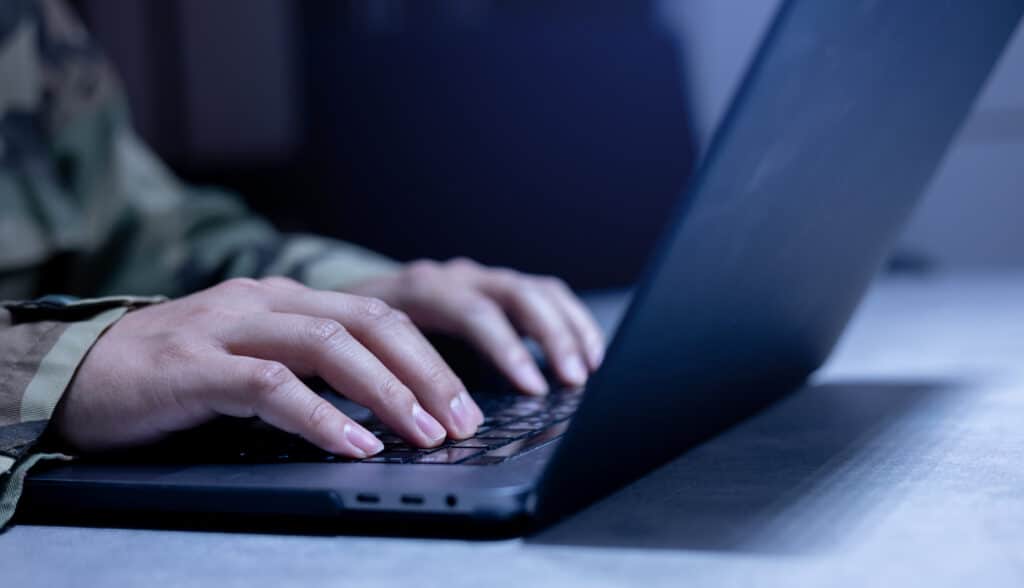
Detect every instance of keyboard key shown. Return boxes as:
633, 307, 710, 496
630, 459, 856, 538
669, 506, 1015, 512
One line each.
477, 428, 528, 440
478, 421, 570, 459
370, 450, 421, 462
479, 438, 513, 450
501, 421, 542, 431
451, 439, 491, 448
380, 444, 420, 453
413, 447, 484, 464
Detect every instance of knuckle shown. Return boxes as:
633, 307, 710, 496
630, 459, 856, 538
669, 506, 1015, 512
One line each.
222, 277, 261, 291
448, 256, 479, 272
217, 277, 267, 301
357, 296, 393, 321
511, 287, 543, 313
403, 260, 439, 288
261, 276, 302, 289
306, 400, 335, 432
423, 360, 458, 389
250, 361, 292, 395
463, 296, 499, 319
491, 268, 522, 288
319, 324, 357, 357
307, 318, 347, 345
376, 377, 412, 409
407, 259, 439, 275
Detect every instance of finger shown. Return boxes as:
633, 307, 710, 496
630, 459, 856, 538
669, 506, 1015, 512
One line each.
481, 273, 589, 387
432, 292, 550, 396
201, 354, 384, 458
330, 301, 483, 438
216, 311, 452, 446
538, 277, 606, 370
258, 290, 482, 437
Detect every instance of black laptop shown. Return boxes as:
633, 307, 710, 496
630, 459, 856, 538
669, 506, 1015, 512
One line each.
20, 0, 1023, 532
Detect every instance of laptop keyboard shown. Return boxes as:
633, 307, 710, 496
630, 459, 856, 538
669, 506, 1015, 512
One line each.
217, 389, 582, 466
362, 389, 580, 465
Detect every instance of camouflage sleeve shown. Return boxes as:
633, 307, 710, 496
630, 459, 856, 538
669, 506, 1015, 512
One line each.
91, 129, 400, 299
0, 294, 163, 529
0, 0, 400, 303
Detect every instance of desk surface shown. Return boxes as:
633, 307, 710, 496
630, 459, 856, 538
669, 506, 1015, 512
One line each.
3, 271, 1024, 587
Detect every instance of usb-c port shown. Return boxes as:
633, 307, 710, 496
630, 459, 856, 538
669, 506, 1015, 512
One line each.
400, 494, 425, 506
355, 493, 380, 504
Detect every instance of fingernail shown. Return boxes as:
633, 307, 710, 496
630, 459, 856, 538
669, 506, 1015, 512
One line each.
561, 355, 588, 386
466, 391, 484, 424
517, 364, 549, 395
344, 423, 383, 457
449, 392, 477, 434
412, 403, 446, 442
588, 344, 605, 369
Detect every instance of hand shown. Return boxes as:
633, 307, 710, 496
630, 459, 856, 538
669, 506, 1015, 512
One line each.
344, 258, 605, 395
55, 277, 483, 457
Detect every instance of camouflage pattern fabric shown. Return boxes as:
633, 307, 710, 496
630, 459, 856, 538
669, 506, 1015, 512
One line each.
0, 0, 398, 528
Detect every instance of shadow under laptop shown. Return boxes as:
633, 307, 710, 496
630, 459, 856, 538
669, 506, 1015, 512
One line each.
527, 378, 959, 554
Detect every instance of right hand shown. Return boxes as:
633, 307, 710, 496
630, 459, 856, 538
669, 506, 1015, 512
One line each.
53, 277, 484, 458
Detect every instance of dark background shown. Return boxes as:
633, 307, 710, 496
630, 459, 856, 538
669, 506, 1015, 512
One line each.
70, 0, 696, 289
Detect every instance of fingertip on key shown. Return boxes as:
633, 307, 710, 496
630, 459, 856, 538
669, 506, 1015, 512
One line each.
516, 364, 549, 396
448, 392, 478, 436
561, 355, 588, 387
412, 403, 447, 444
344, 423, 383, 457
587, 344, 605, 371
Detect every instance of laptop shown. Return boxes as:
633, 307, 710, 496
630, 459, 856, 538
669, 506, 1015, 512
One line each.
19, 0, 1023, 532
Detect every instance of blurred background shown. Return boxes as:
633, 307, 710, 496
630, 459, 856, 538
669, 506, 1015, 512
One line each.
69, 0, 1024, 289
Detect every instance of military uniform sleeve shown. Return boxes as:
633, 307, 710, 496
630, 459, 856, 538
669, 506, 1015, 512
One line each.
90, 129, 401, 299
0, 0, 400, 303
0, 295, 163, 529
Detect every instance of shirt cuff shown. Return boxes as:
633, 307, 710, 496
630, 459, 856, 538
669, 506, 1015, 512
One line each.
261, 235, 401, 292
0, 453, 71, 529
0, 295, 164, 530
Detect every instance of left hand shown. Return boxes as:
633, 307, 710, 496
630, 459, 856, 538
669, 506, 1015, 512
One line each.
345, 258, 605, 395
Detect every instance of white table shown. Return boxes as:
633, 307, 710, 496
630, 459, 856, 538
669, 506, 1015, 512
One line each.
3, 271, 1024, 587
